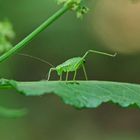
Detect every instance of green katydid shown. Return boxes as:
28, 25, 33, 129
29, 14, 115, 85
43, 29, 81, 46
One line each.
19, 50, 117, 81
47, 50, 117, 81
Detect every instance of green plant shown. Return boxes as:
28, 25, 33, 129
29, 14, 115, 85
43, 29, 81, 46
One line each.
0, 20, 15, 54
0, 0, 88, 63
0, 0, 140, 118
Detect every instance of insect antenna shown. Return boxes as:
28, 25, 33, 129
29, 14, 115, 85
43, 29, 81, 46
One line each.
17, 53, 55, 67
82, 50, 117, 59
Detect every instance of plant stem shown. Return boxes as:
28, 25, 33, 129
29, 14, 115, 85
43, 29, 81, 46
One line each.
0, 5, 69, 63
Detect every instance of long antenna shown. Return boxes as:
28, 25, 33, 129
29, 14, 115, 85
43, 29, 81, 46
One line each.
82, 50, 117, 59
17, 53, 55, 67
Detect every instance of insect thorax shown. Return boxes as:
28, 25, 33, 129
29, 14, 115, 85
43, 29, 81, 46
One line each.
56, 57, 84, 75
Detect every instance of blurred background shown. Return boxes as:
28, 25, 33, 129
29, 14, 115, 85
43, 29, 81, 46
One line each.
1, 0, 140, 140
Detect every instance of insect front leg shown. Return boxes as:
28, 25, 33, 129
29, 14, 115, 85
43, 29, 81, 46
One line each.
47, 68, 55, 81
82, 64, 88, 80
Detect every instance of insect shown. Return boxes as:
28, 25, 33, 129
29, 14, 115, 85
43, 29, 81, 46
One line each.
47, 50, 116, 81
19, 50, 117, 81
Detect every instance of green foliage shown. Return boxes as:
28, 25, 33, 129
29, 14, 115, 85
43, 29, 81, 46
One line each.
0, 0, 88, 63
57, 0, 82, 6
76, 6, 89, 18
0, 20, 15, 54
1, 79, 140, 109
57, 0, 89, 18
0, 78, 26, 118
0, 0, 140, 119
0, 106, 27, 118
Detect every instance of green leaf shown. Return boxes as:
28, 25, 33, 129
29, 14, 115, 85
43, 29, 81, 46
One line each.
0, 106, 27, 118
1, 79, 140, 109
0, 80, 27, 118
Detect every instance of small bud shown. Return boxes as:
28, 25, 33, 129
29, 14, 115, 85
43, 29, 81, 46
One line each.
76, 6, 89, 18
0, 20, 15, 39
57, 0, 89, 18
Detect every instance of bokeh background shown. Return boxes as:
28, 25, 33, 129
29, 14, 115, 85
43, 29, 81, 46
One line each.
1, 0, 140, 140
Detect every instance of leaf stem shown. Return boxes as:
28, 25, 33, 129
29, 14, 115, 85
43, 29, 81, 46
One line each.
0, 5, 70, 63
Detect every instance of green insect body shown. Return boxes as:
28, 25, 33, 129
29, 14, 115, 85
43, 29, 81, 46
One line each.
56, 57, 84, 75
47, 50, 117, 81
19, 50, 116, 81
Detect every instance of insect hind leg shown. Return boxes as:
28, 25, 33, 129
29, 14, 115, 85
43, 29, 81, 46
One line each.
82, 64, 88, 80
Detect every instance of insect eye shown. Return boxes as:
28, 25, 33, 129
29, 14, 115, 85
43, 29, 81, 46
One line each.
83, 60, 86, 63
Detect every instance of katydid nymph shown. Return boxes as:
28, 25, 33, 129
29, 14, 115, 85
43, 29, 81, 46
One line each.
19, 50, 117, 81
47, 50, 117, 81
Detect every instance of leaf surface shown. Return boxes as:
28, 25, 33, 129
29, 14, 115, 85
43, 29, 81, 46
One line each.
1, 79, 140, 108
